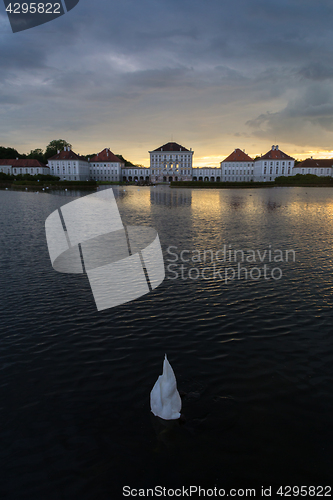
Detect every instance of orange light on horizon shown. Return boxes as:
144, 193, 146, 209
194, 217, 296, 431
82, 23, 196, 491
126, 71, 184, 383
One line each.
297, 150, 333, 160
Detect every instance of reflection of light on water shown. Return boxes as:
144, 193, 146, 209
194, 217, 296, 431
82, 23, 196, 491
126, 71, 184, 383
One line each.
281, 191, 333, 225
191, 189, 262, 221
117, 188, 333, 256
191, 190, 222, 217
116, 186, 152, 213
2, 188, 333, 495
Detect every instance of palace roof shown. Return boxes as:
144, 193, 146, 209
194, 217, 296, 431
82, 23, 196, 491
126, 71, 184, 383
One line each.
151, 142, 190, 152
90, 149, 123, 163
260, 146, 294, 161
48, 148, 86, 161
0, 159, 47, 167
222, 148, 254, 162
294, 158, 333, 168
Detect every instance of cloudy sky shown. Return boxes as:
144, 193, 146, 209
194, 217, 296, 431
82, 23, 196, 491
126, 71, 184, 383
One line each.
1, 0, 333, 166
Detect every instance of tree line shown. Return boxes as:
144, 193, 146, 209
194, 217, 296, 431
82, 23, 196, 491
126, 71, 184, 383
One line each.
0, 139, 137, 167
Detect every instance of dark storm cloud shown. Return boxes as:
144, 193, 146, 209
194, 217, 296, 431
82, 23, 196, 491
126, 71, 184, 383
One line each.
247, 82, 333, 148
1, 0, 333, 153
299, 62, 333, 82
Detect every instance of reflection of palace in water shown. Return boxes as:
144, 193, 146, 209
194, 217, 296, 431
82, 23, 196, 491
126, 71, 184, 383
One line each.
150, 188, 192, 207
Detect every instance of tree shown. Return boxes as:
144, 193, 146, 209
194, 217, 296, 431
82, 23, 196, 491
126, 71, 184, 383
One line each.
0, 146, 22, 159
28, 148, 45, 163
116, 154, 136, 167
81, 153, 97, 161
45, 139, 72, 160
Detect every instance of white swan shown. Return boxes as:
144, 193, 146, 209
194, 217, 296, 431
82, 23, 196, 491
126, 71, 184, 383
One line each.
150, 354, 181, 420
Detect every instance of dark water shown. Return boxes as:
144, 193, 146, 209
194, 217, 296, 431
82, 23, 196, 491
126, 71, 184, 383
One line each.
0, 186, 333, 499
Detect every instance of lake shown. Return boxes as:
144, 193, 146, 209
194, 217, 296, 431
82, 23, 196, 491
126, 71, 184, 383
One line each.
0, 186, 332, 499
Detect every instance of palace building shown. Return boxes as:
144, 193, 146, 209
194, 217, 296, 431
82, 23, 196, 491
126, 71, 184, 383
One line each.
43, 142, 333, 184
220, 149, 254, 182
48, 146, 89, 181
192, 167, 221, 182
90, 148, 124, 182
0, 159, 49, 176
293, 158, 333, 177
121, 167, 150, 183
254, 145, 294, 182
149, 142, 194, 183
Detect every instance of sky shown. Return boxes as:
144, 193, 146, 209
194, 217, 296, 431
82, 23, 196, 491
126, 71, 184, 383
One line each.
1, 0, 333, 167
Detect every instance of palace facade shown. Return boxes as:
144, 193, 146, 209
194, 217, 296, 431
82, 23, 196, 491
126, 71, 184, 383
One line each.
0, 159, 49, 176
5, 142, 330, 183
220, 149, 254, 182
293, 158, 333, 177
48, 146, 89, 181
148, 142, 193, 183
253, 145, 294, 182
89, 149, 124, 182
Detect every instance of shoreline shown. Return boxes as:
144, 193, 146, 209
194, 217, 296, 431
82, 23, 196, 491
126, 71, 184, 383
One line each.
170, 182, 333, 189
2, 182, 333, 191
